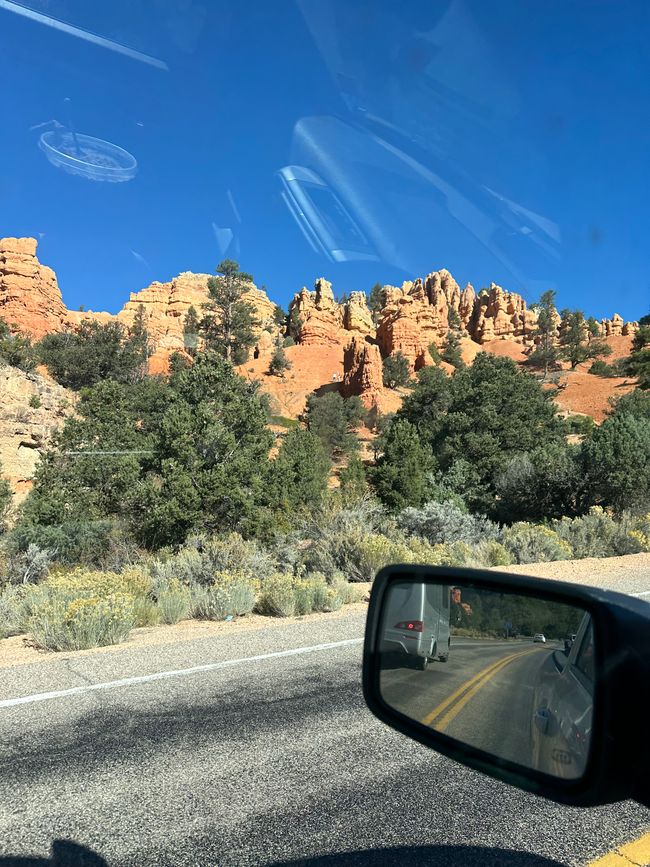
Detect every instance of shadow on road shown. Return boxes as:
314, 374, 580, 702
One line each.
0, 840, 107, 866
270, 846, 568, 866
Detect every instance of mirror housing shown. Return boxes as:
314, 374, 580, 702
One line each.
363, 565, 650, 807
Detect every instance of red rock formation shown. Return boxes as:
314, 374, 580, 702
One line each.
343, 291, 374, 337
0, 236, 641, 382
288, 278, 347, 346
341, 336, 384, 408
116, 271, 278, 372
469, 283, 537, 345
0, 238, 70, 339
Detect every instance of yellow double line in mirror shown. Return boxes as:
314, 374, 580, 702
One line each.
421, 648, 542, 732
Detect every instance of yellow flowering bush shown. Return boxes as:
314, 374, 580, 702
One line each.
629, 514, 650, 551
256, 573, 296, 617
46, 566, 151, 601
28, 592, 135, 651
502, 523, 573, 564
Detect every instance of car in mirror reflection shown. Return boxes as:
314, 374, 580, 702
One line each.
531, 613, 594, 779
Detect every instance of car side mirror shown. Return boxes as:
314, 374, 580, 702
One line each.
362, 565, 650, 808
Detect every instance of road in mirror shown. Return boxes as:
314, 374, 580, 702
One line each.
378, 581, 594, 780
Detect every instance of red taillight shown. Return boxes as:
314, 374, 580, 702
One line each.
394, 620, 423, 632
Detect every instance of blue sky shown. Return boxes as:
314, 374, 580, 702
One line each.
1, 0, 648, 321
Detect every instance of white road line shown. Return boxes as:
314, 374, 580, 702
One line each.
0, 638, 363, 710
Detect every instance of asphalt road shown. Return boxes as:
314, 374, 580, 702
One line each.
381, 639, 556, 770
0, 607, 649, 867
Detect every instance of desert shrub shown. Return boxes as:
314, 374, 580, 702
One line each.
501, 523, 573, 564
183, 533, 277, 584
309, 580, 331, 613
190, 585, 233, 620
293, 579, 315, 615
0, 585, 25, 638
157, 579, 191, 624
397, 501, 499, 546
2, 543, 52, 586
322, 585, 343, 612
337, 581, 365, 604
132, 597, 161, 627
302, 500, 394, 581
303, 572, 343, 612
565, 414, 596, 435
28, 592, 135, 651
47, 567, 150, 600
256, 573, 296, 617
629, 514, 650, 551
553, 507, 643, 558
476, 540, 514, 567
7, 520, 117, 567
172, 570, 256, 621
588, 360, 618, 378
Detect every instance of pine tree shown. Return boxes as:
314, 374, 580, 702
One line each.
200, 259, 258, 363
559, 310, 611, 370
369, 283, 385, 324
528, 290, 560, 380
183, 306, 200, 357
370, 419, 435, 511
441, 329, 464, 368
268, 342, 291, 376
382, 352, 411, 388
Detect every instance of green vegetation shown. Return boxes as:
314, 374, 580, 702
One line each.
268, 342, 291, 376
453, 589, 582, 640
183, 305, 200, 356
37, 316, 149, 390
625, 325, 650, 388
368, 283, 386, 324
2, 299, 649, 653
396, 353, 564, 514
528, 290, 559, 379
441, 329, 464, 369
588, 359, 618, 378
382, 352, 410, 388
0, 317, 36, 371
370, 419, 434, 511
199, 259, 258, 364
306, 392, 365, 457
0, 464, 11, 534
558, 310, 611, 369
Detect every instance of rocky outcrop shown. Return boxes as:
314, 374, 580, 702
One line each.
115, 271, 278, 373
341, 336, 383, 408
0, 238, 70, 339
0, 239, 280, 373
289, 278, 346, 346
470, 283, 538, 345
343, 292, 373, 337
0, 364, 74, 507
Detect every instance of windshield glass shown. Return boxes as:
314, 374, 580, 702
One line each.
1, 2, 649, 865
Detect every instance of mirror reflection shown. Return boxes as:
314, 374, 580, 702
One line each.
379, 581, 593, 780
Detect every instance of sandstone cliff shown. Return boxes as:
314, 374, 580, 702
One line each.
0, 236, 641, 422
0, 364, 74, 508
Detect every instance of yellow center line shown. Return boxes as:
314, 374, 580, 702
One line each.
435, 649, 541, 733
420, 651, 523, 727
420, 648, 542, 730
585, 830, 650, 866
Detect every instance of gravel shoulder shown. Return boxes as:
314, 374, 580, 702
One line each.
494, 552, 650, 596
